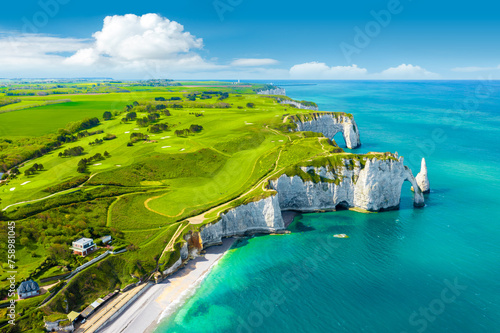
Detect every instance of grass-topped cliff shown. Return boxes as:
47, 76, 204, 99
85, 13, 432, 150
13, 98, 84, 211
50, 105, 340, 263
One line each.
0, 80, 394, 331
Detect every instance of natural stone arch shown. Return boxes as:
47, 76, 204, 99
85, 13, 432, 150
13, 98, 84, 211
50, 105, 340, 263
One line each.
293, 113, 361, 149
403, 166, 425, 207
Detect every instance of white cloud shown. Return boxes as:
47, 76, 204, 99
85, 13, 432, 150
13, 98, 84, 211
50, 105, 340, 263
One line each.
0, 14, 217, 78
451, 65, 500, 72
230, 58, 279, 67
290, 62, 368, 79
378, 64, 439, 79
65, 13, 208, 70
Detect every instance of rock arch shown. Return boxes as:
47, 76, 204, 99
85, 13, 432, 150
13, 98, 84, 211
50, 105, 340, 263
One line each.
293, 113, 361, 149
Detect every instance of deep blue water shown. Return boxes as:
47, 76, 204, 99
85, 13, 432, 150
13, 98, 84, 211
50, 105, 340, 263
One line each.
156, 81, 500, 333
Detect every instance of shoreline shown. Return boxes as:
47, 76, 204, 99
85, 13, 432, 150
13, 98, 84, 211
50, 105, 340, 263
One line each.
96, 238, 235, 333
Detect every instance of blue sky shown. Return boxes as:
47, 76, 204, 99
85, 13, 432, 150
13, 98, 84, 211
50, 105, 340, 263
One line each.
0, 0, 499, 79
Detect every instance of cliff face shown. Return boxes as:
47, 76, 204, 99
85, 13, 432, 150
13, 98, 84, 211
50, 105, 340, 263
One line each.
279, 100, 319, 111
293, 113, 361, 149
257, 88, 286, 96
270, 157, 424, 212
200, 195, 284, 247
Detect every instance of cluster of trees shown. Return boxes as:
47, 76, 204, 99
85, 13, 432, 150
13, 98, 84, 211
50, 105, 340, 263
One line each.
148, 123, 170, 133
129, 132, 149, 144
136, 112, 160, 127
218, 92, 229, 100
103, 111, 113, 120
122, 111, 137, 122
189, 112, 204, 117
1, 116, 103, 172
77, 151, 109, 173
24, 163, 44, 177
58, 146, 84, 157
246, 102, 255, 108
43, 175, 90, 194
174, 124, 204, 137
0, 98, 21, 107
89, 138, 104, 146
65, 117, 100, 133
76, 129, 104, 139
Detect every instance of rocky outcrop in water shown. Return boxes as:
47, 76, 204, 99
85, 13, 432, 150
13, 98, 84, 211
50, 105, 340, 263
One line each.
292, 113, 361, 149
415, 158, 430, 193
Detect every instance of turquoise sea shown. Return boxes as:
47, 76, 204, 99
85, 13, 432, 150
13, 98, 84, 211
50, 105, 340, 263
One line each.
156, 81, 500, 333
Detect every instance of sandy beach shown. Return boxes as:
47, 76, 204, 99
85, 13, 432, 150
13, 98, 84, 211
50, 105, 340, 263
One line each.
97, 238, 235, 333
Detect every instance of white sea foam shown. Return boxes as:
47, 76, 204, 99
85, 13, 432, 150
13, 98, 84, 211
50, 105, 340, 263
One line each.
157, 256, 223, 323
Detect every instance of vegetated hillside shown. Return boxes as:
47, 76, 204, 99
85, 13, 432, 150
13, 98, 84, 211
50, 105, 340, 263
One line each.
0, 81, 348, 328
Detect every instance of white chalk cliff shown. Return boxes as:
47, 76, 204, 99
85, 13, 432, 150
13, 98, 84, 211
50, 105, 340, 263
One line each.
270, 157, 424, 212
199, 156, 424, 247
415, 158, 430, 193
292, 113, 361, 149
200, 196, 284, 247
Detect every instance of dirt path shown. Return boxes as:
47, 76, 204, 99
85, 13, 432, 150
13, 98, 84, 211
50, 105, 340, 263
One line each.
158, 223, 189, 262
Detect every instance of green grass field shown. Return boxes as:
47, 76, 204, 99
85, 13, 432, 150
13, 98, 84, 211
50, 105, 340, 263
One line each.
0, 80, 378, 325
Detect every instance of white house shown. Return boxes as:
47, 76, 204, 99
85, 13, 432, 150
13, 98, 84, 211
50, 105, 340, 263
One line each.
17, 280, 40, 299
71, 237, 96, 257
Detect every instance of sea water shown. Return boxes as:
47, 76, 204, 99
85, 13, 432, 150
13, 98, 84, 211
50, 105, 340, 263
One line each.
156, 81, 500, 333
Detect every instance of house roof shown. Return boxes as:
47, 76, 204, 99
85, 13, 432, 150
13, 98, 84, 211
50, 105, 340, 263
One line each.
67, 311, 80, 322
17, 279, 39, 294
73, 237, 94, 245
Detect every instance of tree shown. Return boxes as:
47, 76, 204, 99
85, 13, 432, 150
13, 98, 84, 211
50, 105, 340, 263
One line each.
189, 124, 203, 133
246, 102, 255, 108
37, 164, 44, 171
104, 151, 110, 158
20, 237, 29, 246
103, 111, 113, 120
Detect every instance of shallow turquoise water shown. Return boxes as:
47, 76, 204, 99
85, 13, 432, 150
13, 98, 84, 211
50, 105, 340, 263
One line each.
156, 81, 500, 333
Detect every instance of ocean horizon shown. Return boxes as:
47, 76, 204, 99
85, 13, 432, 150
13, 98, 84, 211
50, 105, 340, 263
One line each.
155, 80, 500, 333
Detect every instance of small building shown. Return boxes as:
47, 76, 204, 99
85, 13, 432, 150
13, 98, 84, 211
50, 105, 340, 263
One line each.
17, 279, 40, 299
67, 311, 80, 324
101, 235, 112, 244
71, 237, 96, 257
